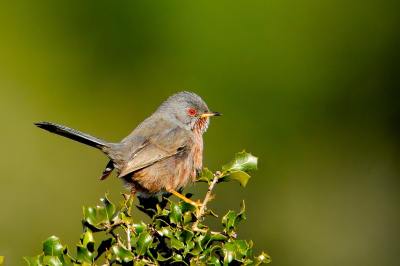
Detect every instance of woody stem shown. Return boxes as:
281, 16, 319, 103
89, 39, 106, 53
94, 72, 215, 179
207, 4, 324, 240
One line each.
192, 171, 220, 229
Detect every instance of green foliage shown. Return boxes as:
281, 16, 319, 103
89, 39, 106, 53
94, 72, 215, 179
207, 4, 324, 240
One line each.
25, 151, 270, 265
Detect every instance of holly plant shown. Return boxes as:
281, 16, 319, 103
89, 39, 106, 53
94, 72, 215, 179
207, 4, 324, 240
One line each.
23, 151, 271, 266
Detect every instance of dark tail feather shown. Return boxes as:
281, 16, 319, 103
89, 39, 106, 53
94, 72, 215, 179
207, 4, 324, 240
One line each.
100, 160, 115, 180
34, 121, 110, 149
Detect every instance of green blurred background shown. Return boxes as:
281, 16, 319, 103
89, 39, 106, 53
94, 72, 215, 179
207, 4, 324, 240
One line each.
1, 1, 399, 265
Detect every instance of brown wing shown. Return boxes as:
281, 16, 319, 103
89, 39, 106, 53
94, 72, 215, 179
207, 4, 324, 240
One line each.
117, 126, 189, 178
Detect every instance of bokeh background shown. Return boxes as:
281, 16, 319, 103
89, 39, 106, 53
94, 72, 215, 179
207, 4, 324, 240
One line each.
1, 1, 399, 265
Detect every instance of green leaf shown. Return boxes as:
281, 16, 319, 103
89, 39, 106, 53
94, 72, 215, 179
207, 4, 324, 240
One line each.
80, 231, 95, 252
183, 211, 196, 225
252, 252, 271, 265
132, 221, 147, 235
122, 193, 132, 210
24, 256, 42, 266
204, 209, 219, 218
218, 170, 250, 187
76, 245, 93, 264
160, 227, 174, 238
82, 206, 104, 232
180, 200, 197, 214
112, 246, 134, 263
196, 223, 207, 229
160, 227, 185, 250
82, 206, 100, 226
136, 231, 153, 256
209, 233, 228, 243
207, 257, 222, 266
190, 240, 203, 255
259, 251, 271, 263
176, 229, 194, 242
156, 253, 172, 262
42, 236, 66, 265
185, 240, 195, 251
196, 168, 214, 184
153, 219, 169, 229
196, 176, 210, 184
234, 240, 250, 257
199, 247, 213, 263
199, 229, 212, 247
169, 202, 182, 225
171, 236, 185, 250
43, 256, 62, 266
98, 192, 115, 222
221, 151, 258, 173
233, 200, 246, 228
222, 201, 246, 234
222, 242, 238, 264
134, 262, 147, 266
202, 168, 214, 181
130, 236, 139, 249
171, 254, 186, 264
146, 250, 157, 265
43, 236, 63, 257
222, 211, 236, 232
119, 212, 133, 225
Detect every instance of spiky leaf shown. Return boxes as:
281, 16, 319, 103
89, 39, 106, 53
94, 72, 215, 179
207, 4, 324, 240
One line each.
136, 232, 152, 256
77, 245, 93, 264
222, 151, 258, 173
218, 170, 251, 187
169, 202, 182, 225
112, 246, 134, 263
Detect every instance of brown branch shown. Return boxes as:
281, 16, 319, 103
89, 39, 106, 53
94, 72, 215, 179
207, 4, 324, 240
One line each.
126, 226, 132, 251
109, 230, 127, 249
192, 171, 221, 230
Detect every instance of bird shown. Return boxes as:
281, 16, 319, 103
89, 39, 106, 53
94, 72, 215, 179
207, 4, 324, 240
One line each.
34, 91, 221, 213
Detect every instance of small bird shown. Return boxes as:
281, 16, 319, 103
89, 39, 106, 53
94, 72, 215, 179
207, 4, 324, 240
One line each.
35, 92, 221, 212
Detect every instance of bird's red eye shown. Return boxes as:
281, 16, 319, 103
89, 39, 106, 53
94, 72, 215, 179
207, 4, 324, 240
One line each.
188, 108, 197, 116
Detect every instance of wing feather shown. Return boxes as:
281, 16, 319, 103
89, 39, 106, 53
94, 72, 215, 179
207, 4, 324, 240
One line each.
117, 125, 189, 178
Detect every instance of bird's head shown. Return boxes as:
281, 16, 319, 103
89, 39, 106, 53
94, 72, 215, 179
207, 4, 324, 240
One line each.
158, 91, 222, 133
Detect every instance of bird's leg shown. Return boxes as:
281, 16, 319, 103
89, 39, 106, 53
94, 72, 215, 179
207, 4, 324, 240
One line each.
169, 189, 202, 216
127, 190, 135, 251
127, 190, 135, 214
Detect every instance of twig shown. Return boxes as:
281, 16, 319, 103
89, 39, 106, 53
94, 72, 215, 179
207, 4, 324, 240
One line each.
192, 227, 230, 236
110, 230, 127, 249
127, 225, 131, 250
104, 218, 130, 250
192, 171, 221, 230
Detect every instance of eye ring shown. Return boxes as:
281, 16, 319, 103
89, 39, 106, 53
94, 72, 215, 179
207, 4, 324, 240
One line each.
188, 108, 197, 116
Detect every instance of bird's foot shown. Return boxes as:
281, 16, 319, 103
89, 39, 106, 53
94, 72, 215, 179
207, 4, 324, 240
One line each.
193, 200, 204, 217
193, 199, 203, 207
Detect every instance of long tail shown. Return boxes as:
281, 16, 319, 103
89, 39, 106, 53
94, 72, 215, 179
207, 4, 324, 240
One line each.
34, 121, 111, 149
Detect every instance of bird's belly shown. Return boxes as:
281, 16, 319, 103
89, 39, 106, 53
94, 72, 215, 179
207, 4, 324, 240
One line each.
121, 147, 202, 196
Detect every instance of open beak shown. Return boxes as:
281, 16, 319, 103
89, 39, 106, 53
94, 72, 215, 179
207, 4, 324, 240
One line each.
197, 111, 223, 118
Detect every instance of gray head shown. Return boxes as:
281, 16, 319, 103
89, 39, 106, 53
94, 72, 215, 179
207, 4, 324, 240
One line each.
157, 92, 222, 133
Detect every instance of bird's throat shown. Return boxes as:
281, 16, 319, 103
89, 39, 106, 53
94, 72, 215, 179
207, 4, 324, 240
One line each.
193, 117, 210, 135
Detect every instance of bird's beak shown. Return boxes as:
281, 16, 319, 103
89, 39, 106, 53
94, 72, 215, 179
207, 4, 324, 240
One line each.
197, 111, 223, 118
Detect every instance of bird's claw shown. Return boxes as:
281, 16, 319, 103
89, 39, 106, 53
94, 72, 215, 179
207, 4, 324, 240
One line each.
192, 200, 204, 217
194, 199, 203, 207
